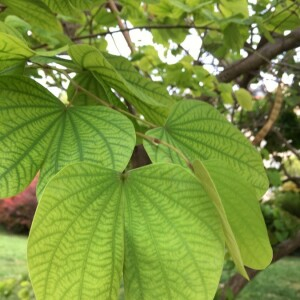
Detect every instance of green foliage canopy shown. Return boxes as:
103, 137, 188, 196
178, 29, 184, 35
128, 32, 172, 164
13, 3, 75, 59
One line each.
2, 0, 298, 298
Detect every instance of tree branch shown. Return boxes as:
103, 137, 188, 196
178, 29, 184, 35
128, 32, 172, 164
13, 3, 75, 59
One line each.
272, 127, 300, 160
252, 84, 283, 146
221, 230, 300, 299
217, 27, 300, 83
108, 0, 135, 53
72, 24, 220, 41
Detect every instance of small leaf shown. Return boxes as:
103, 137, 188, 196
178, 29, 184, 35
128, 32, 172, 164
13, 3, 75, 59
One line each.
0, 76, 135, 198
143, 100, 269, 198
235, 88, 253, 111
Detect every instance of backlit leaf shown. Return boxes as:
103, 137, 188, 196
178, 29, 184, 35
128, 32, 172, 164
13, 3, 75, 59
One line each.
1, 0, 62, 34
123, 163, 224, 299
28, 162, 224, 300
69, 45, 175, 125
0, 76, 135, 198
143, 100, 268, 198
193, 160, 272, 273
0, 33, 34, 73
235, 88, 253, 111
28, 164, 124, 299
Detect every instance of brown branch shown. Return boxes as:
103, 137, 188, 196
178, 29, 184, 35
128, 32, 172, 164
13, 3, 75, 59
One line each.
281, 164, 300, 187
108, 0, 135, 53
217, 27, 300, 83
272, 127, 300, 160
221, 230, 300, 299
72, 24, 220, 41
252, 84, 283, 146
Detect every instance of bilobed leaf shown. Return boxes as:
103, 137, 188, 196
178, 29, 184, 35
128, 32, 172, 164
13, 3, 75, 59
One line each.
0, 76, 135, 198
28, 164, 124, 300
143, 100, 268, 198
1, 0, 62, 33
69, 45, 175, 125
193, 160, 272, 274
0, 33, 34, 73
28, 162, 224, 300
235, 88, 253, 110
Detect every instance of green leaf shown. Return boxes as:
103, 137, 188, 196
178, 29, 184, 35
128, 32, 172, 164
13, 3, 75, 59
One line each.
0, 21, 25, 41
67, 71, 124, 108
219, 0, 249, 17
143, 100, 269, 198
218, 83, 234, 104
192, 160, 247, 278
0, 76, 135, 198
267, 168, 282, 187
41, 0, 103, 15
0, 33, 34, 73
123, 163, 224, 299
193, 160, 272, 273
69, 45, 175, 125
35, 45, 69, 57
1, 0, 62, 34
28, 164, 124, 299
235, 88, 253, 111
28, 162, 224, 299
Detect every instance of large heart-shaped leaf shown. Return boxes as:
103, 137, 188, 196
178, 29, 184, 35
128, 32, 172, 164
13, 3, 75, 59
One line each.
28, 163, 224, 300
144, 100, 268, 198
69, 45, 175, 125
193, 160, 272, 275
0, 76, 135, 198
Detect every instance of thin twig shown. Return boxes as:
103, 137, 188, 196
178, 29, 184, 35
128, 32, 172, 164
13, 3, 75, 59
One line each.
108, 0, 135, 53
252, 84, 284, 146
272, 127, 300, 160
72, 24, 220, 41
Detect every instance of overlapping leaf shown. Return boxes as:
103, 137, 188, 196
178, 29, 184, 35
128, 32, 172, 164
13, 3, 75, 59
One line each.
69, 45, 175, 125
193, 160, 272, 275
67, 71, 124, 108
28, 162, 224, 300
0, 33, 34, 74
1, 0, 62, 34
41, 0, 103, 16
144, 100, 269, 198
0, 76, 135, 198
